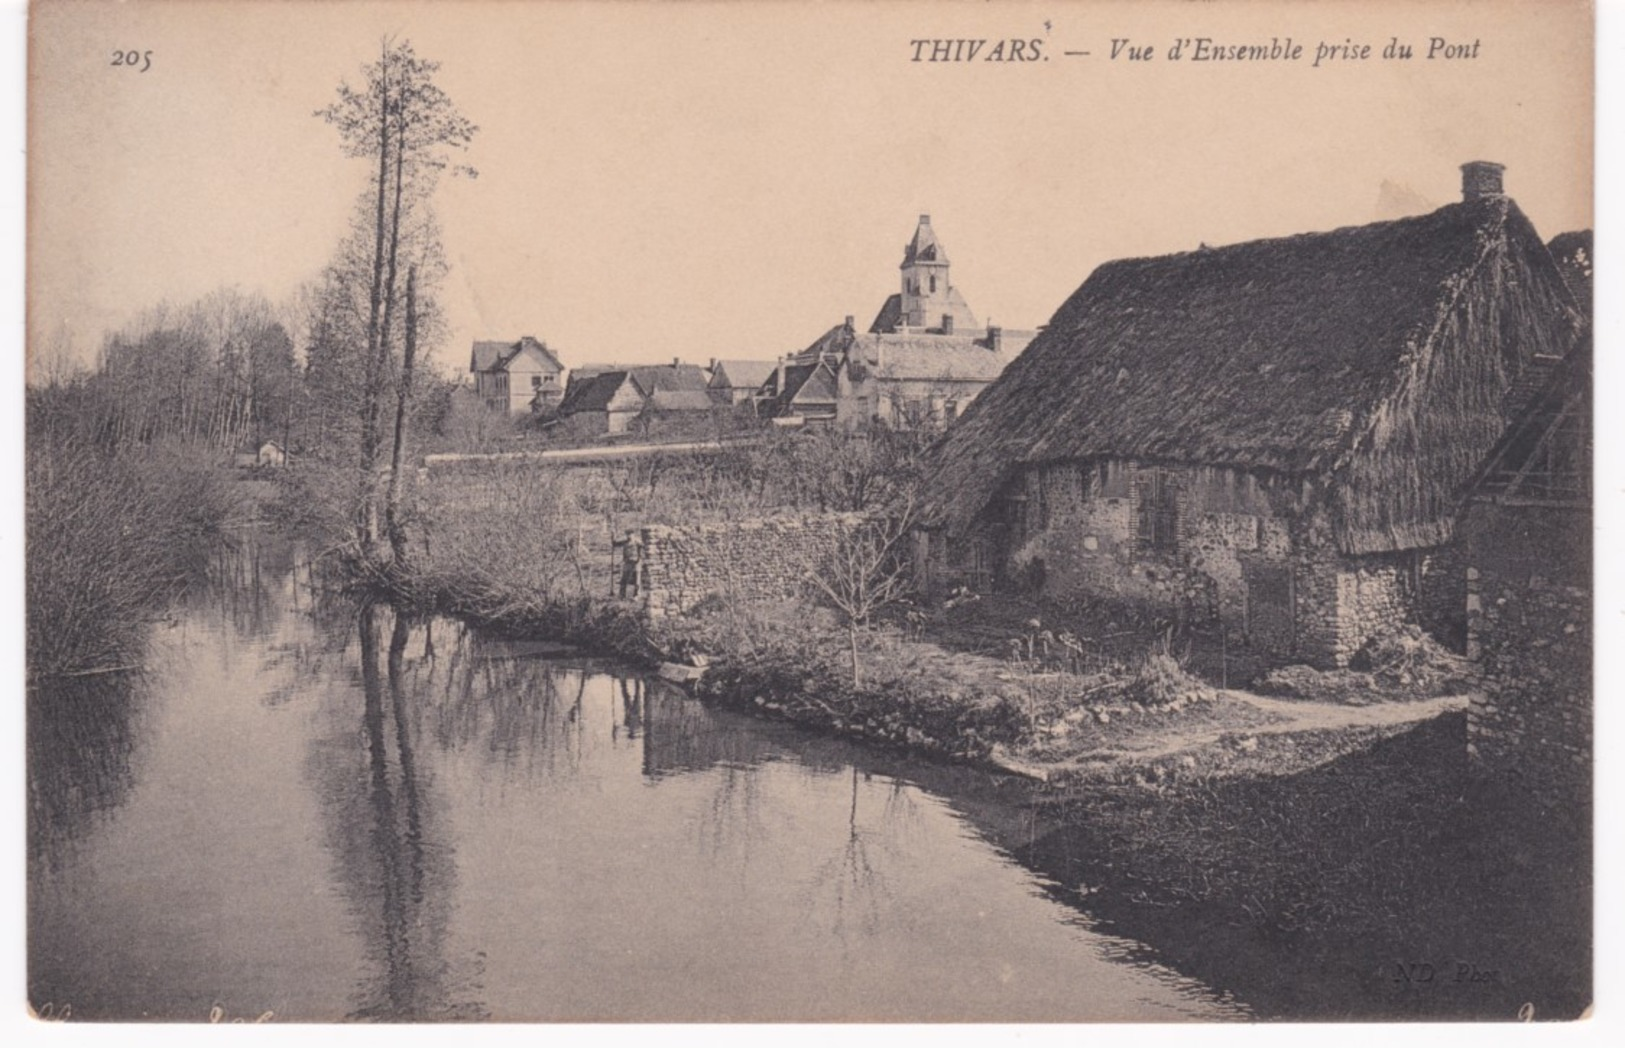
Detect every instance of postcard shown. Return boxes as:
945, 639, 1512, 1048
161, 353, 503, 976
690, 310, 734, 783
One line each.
24, 0, 1594, 1024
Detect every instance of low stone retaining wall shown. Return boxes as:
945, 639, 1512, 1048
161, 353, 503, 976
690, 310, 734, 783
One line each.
1467, 572, 1589, 806
636, 513, 869, 620
1463, 502, 1590, 809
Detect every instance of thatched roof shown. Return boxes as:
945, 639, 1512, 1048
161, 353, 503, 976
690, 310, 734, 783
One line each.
1548, 230, 1592, 310
924, 195, 1585, 549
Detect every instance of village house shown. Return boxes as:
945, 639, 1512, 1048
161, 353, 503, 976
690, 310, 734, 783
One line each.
706, 359, 778, 407
554, 361, 712, 437
918, 163, 1586, 668
767, 215, 1035, 430
469, 335, 566, 414
233, 440, 287, 469
1461, 235, 1590, 804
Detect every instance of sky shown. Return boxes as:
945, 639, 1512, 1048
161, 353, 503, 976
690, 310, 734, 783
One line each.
27, 0, 1594, 380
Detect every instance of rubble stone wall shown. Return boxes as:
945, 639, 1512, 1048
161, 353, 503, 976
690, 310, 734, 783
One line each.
637, 513, 869, 620
1463, 502, 1591, 807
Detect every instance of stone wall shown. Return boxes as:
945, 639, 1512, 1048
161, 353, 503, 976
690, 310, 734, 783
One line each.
1330, 553, 1412, 664
992, 458, 1464, 668
637, 513, 869, 620
1463, 502, 1590, 807
1005, 460, 1326, 656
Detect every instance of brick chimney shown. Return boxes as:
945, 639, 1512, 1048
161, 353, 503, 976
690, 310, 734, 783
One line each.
941, 314, 954, 334
1461, 161, 1505, 201
987, 325, 1003, 352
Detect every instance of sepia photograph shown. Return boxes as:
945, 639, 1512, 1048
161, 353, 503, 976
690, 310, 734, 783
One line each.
19, 0, 1601, 1026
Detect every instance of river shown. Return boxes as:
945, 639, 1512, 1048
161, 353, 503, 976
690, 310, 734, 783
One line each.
27, 536, 1248, 1022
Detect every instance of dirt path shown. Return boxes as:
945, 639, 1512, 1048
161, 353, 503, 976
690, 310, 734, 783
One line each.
1228, 690, 1471, 730
1001, 691, 1473, 781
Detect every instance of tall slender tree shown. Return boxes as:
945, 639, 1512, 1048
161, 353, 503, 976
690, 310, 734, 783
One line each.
318, 39, 475, 563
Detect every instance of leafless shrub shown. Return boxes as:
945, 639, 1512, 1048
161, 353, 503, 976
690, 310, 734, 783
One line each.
26, 437, 235, 677
803, 506, 916, 686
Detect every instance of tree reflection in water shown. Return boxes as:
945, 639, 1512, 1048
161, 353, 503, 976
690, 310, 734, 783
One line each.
306, 603, 486, 1021
27, 673, 147, 871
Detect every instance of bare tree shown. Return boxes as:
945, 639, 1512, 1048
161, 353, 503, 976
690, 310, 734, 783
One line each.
384, 265, 422, 566
804, 504, 916, 687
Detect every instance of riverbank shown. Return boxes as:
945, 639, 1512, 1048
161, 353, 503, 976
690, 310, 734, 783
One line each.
373, 572, 1590, 1018
372, 550, 1473, 786
302, 501, 1589, 1019
1013, 711, 1591, 1020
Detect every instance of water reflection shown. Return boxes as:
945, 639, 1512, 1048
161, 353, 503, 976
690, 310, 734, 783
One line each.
29, 533, 1245, 1022
305, 604, 485, 1021
27, 673, 147, 866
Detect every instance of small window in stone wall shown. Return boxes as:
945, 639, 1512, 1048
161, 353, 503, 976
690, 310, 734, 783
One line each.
1135, 468, 1179, 553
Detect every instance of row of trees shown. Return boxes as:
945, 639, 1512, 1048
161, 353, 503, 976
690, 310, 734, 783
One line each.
32, 38, 478, 573
34, 290, 297, 453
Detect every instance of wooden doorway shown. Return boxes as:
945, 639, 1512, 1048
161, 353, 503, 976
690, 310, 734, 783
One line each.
1243, 561, 1295, 654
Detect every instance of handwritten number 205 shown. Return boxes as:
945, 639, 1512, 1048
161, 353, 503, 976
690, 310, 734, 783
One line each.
110, 50, 153, 73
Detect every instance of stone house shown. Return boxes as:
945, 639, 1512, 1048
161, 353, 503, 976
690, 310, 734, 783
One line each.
555, 362, 711, 437
469, 335, 566, 414
765, 215, 1034, 431
1462, 254, 1590, 805
918, 163, 1586, 667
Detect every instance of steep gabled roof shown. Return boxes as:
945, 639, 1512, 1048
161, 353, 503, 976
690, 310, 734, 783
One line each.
868, 294, 903, 334
560, 363, 709, 415
869, 286, 980, 334
924, 195, 1585, 543
470, 336, 564, 374
470, 340, 510, 372
556, 371, 629, 415
796, 322, 856, 364
503, 337, 564, 373
770, 361, 839, 414
626, 364, 709, 396
791, 362, 839, 405
709, 359, 777, 390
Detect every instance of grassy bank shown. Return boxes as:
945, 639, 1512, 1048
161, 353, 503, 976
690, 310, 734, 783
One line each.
365, 454, 1475, 779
